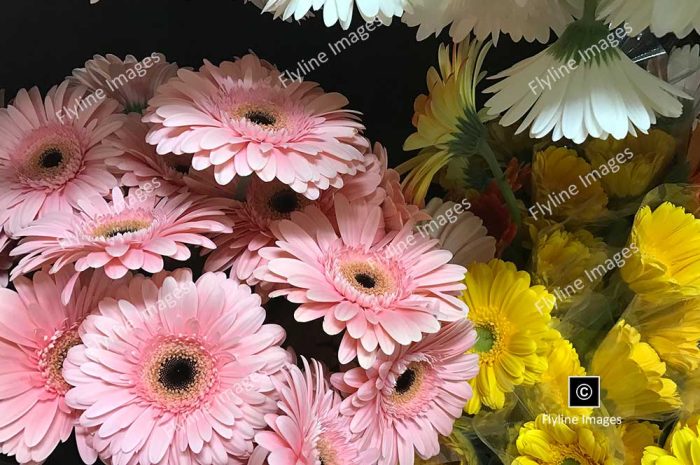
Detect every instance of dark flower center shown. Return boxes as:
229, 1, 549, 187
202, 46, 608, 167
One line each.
395, 368, 416, 394
40, 148, 64, 169
159, 356, 198, 391
269, 189, 299, 215
174, 164, 190, 174
245, 109, 277, 127
354, 273, 376, 289
104, 226, 141, 238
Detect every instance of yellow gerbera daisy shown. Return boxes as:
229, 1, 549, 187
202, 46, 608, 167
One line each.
627, 297, 700, 373
512, 414, 616, 465
642, 419, 700, 465
400, 38, 494, 206
531, 147, 609, 223
532, 227, 608, 303
620, 422, 661, 465
590, 321, 681, 420
461, 259, 557, 413
621, 202, 700, 301
524, 337, 592, 418
583, 129, 677, 198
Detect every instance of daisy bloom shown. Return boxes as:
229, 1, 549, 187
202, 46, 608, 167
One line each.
525, 337, 590, 417
106, 114, 192, 197
512, 413, 617, 465
255, 358, 379, 465
460, 259, 558, 413
420, 198, 496, 267
620, 422, 661, 465
598, 0, 700, 38
70, 53, 179, 114
532, 227, 608, 302
11, 187, 232, 299
400, 39, 495, 207
255, 194, 469, 368
0, 269, 124, 464
204, 143, 385, 285
642, 419, 700, 465
64, 270, 289, 465
259, 0, 407, 29
620, 202, 700, 301
531, 147, 609, 222
331, 320, 478, 465
625, 297, 700, 374
403, 0, 581, 44
143, 54, 368, 199
591, 320, 681, 420
485, 15, 690, 144
0, 82, 122, 237
583, 129, 676, 198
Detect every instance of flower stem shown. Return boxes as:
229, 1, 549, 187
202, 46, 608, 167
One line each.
582, 0, 599, 22
478, 140, 522, 227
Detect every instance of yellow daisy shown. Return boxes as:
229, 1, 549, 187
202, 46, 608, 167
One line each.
532, 227, 609, 303
512, 414, 617, 465
531, 147, 609, 223
621, 202, 700, 301
525, 337, 592, 418
461, 259, 557, 413
620, 422, 661, 465
590, 321, 681, 420
400, 39, 492, 206
583, 129, 677, 198
642, 419, 700, 465
627, 297, 700, 374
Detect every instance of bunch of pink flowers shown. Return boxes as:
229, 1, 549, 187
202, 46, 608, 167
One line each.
0, 52, 484, 465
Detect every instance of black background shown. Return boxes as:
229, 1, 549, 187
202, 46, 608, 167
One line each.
4, 1, 683, 464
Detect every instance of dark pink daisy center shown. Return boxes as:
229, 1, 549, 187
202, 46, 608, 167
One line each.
38, 328, 81, 395
249, 182, 310, 221
231, 103, 285, 130
386, 360, 437, 417
142, 339, 217, 412
340, 261, 394, 297
91, 216, 153, 240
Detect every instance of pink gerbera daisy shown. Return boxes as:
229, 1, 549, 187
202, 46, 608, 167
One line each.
255, 194, 468, 368
106, 114, 192, 196
70, 53, 179, 114
331, 321, 478, 465
203, 145, 382, 286
63, 270, 289, 465
10, 187, 232, 300
0, 82, 123, 237
0, 269, 125, 464
255, 358, 379, 465
142, 54, 368, 199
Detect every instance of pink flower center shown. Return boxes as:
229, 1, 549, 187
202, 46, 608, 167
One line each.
249, 181, 311, 221
13, 125, 86, 191
386, 360, 436, 417
340, 261, 394, 297
141, 338, 218, 412
38, 327, 81, 395
232, 103, 285, 130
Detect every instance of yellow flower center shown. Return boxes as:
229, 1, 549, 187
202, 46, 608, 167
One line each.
38, 328, 81, 395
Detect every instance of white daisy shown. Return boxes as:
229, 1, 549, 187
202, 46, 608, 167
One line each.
668, 44, 700, 127
260, 0, 407, 29
402, 0, 582, 44
598, 0, 700, 38
484, 18, 690, 143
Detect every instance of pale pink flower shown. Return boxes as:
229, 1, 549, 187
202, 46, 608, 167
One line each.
204, 148, 383, 286
64, 270, 289, 465
142, 54, 368, 199
255, 195, 468, 368
0, 269, 125, 464
420, 198, 496, 267
70, 53, 179, 114
0, 82, 123, 237
10, 187, 232, 301
331, 321, 478, 465
106, 114, 192, 196
255, 358, 379, 465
